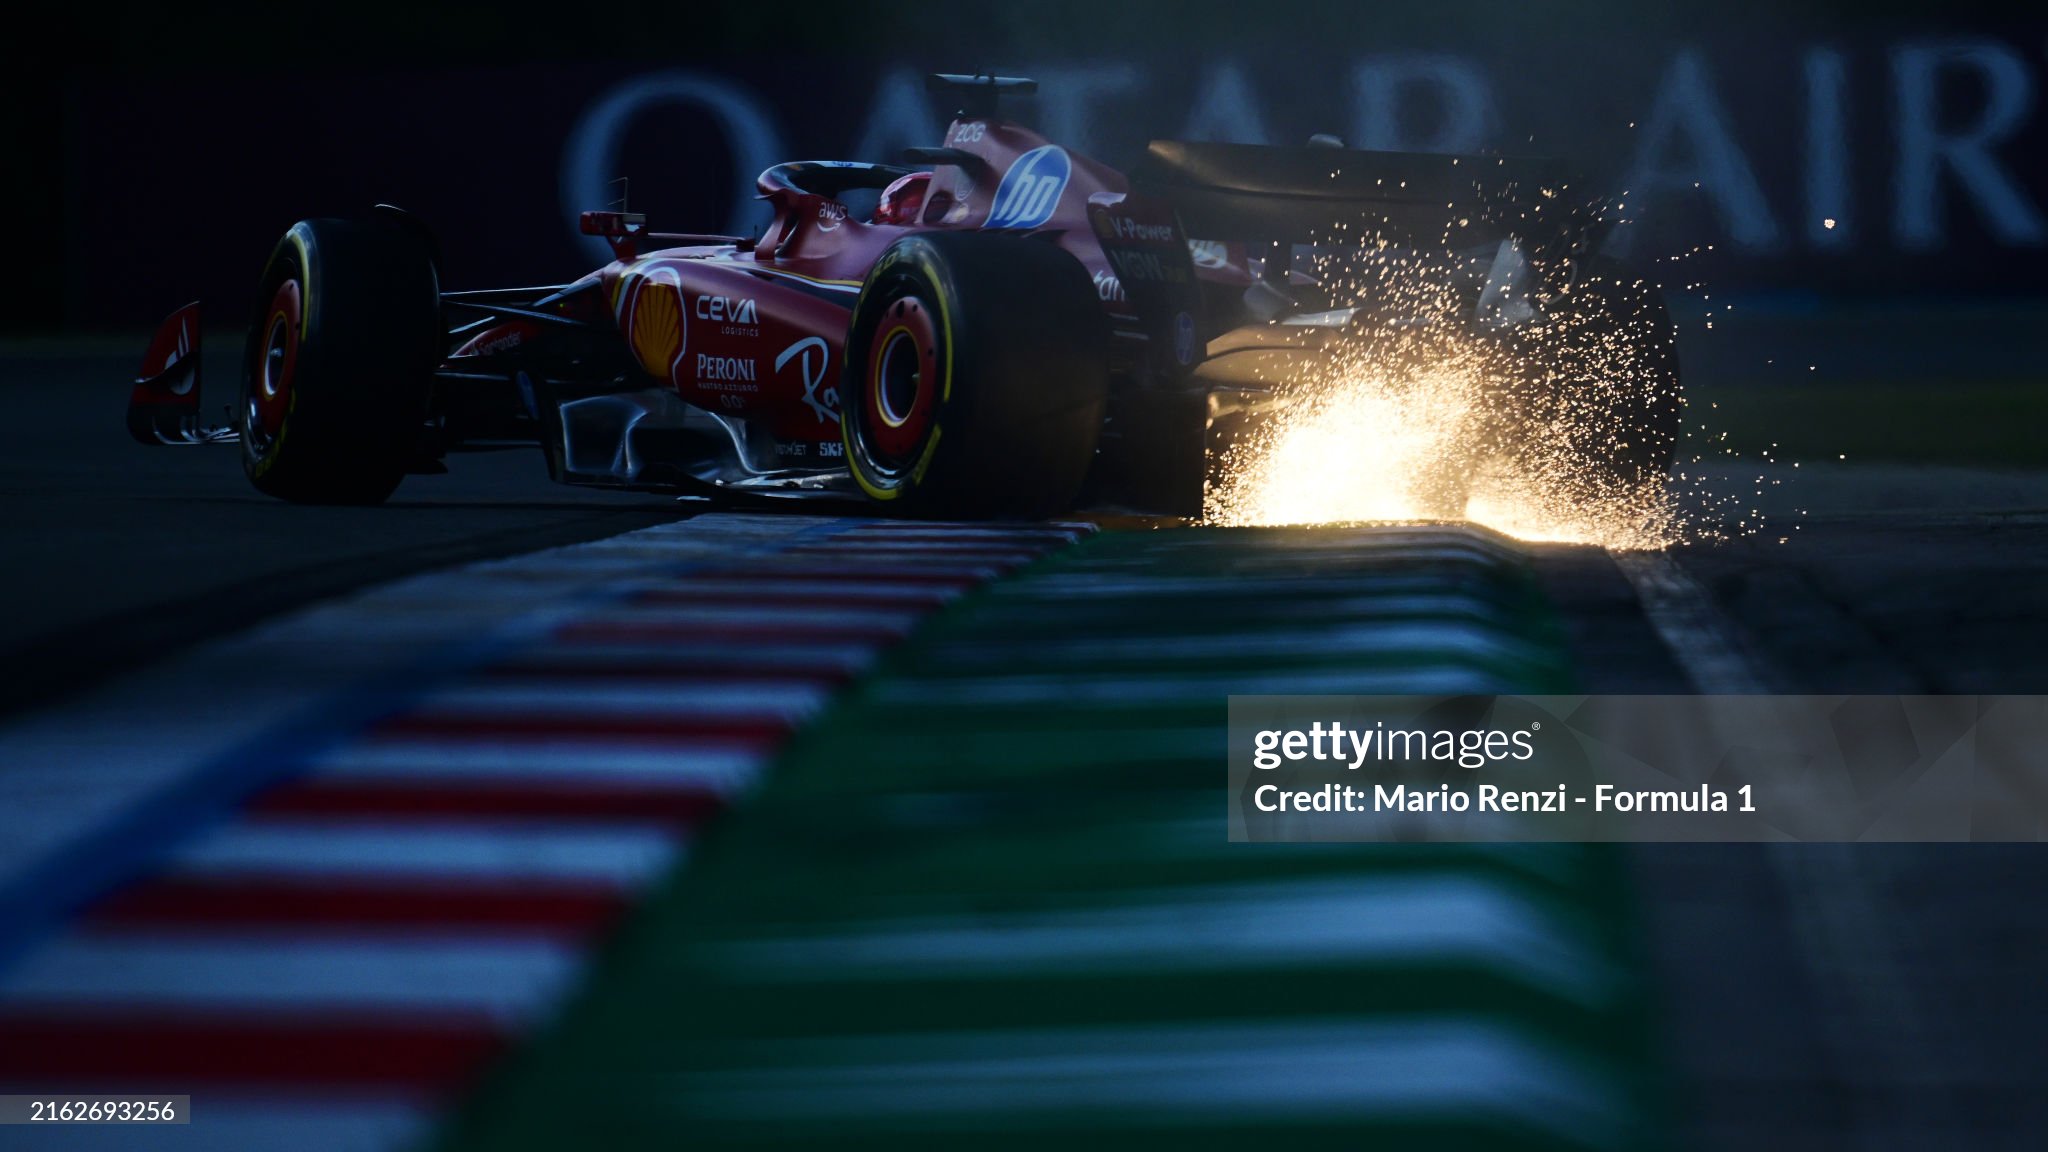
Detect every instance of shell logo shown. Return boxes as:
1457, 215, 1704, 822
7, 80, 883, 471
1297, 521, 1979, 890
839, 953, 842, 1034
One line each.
622, 268, 686, 381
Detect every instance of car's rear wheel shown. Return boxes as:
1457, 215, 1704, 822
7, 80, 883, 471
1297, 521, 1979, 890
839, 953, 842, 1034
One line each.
240, 217, 441, 504
841, 231, 1108, 517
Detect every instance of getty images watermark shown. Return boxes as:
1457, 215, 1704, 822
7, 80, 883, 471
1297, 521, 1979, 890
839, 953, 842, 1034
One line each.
1227, 696, 2048, 842
1249, 717, 1755, 817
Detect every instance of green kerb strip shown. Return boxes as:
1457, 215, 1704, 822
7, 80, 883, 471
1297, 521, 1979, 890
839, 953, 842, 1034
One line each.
439, 525, 1662, 1152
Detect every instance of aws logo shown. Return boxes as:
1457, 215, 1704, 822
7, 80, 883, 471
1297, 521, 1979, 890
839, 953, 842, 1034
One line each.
986, 146, 1070, 230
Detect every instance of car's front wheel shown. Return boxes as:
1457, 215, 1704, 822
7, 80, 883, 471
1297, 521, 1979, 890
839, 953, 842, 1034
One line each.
240, 217, 441, 504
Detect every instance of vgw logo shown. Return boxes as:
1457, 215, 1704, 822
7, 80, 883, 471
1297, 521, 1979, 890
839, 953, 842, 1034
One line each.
986, 146, 1071, 230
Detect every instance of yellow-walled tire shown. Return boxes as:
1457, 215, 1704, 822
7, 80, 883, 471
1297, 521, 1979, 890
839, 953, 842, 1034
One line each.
240, 217, 440, 504
840, 231, 1108, 518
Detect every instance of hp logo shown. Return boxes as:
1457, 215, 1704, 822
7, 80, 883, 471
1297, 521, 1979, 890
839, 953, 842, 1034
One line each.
986, 146, 1072, 230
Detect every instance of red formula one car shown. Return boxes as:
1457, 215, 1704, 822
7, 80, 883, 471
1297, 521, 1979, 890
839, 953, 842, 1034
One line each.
127, 73, 1677, 518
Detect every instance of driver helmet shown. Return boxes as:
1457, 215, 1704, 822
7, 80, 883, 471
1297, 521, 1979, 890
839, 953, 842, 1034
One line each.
874, 171, 932, 226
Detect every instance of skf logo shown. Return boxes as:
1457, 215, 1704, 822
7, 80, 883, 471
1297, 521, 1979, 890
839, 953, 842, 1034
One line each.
986, 146, 1071, 230
694, 295, 758, 325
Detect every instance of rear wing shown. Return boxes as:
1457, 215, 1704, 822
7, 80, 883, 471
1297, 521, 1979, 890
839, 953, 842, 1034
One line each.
1132, 140, 1599, 252
927, 73, 1037, 118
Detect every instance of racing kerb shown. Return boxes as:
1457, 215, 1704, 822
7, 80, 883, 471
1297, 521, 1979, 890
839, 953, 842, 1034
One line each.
0, 515, 1657, 1149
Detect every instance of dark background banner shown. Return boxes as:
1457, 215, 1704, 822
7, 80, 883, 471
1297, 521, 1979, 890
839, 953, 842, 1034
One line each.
18, 2, 2047, 330
43, 17, 2048, 329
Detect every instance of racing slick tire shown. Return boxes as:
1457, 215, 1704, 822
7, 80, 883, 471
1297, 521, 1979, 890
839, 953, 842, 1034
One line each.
1537, 256, 1682, 489
841, 231, 1109, 518
239, 217, 441, 504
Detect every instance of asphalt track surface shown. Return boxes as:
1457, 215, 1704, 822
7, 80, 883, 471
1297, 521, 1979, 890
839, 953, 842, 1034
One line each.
3, 344, 2048, 1148
0, 348, 690, 718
